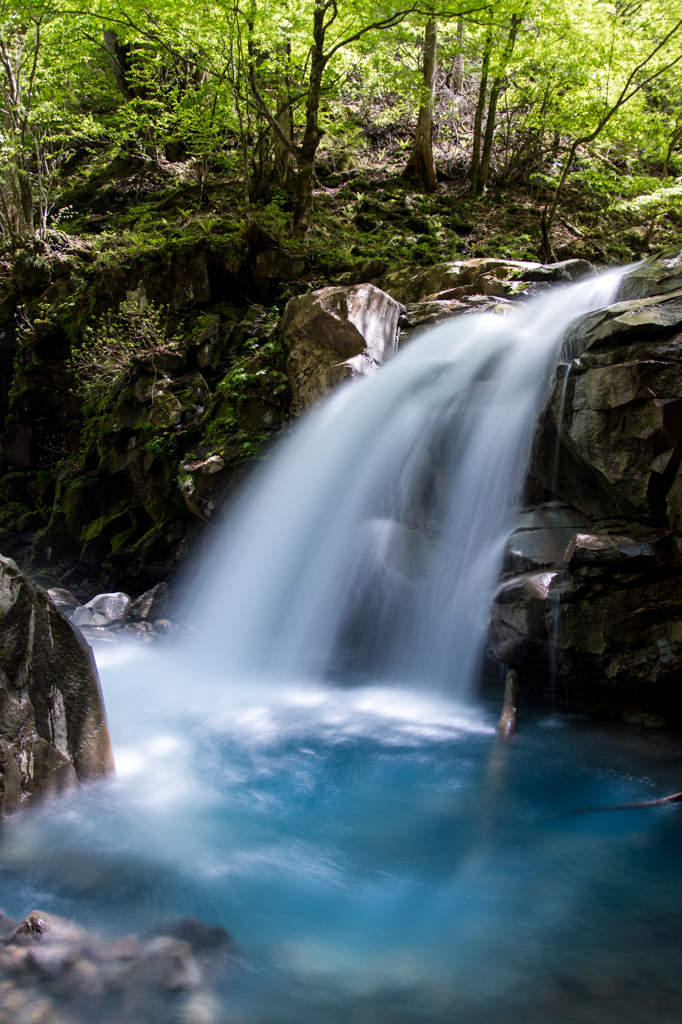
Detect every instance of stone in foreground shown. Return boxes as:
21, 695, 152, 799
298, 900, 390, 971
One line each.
0, 556, 114, 813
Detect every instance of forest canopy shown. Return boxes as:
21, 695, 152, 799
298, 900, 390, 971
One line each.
2, 0, 682, 259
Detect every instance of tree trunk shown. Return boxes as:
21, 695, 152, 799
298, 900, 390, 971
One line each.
402, 20, 438, 191
275, 83, 296, 188
476, 15, 520, 196
453, 16, 465, 93
292, 2, 327, 238
103, 30, 136, 101
470, 30, 492, 194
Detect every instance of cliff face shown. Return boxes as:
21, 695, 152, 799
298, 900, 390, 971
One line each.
0, 244, 291, 598
491, 246, 682, 727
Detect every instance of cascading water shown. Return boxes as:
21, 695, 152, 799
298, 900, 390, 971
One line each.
3, 266, 682, 1024
187, 269, 624, 694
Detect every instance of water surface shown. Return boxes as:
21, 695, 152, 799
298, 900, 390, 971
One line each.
1, 643, 680, 1024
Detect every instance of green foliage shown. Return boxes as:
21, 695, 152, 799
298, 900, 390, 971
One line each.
67, 301, 183, 406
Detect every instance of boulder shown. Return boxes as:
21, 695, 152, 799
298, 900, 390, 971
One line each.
616, 244, 682, 301
78, 592, 131, 627
0, 908, 232, 1020
131, 582, 170, 621
489, 525, 682, 724
399, 296, 514, 344
529, 276, 682, 521
377, 257, 596, 306
502, 504, 592, 574
46, 588, 81, 616
0, 556, 114, 813
281, 283, 401, 414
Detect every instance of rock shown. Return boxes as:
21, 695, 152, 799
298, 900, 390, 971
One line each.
10, 911, 88, 947
378, 257, 542, 305
529, 271, 682, 522
520, 259, 595, 284
131, 582, 169, 621
71, 606, 97, 627
83, 592, 131, 626
253, 249, 308, 280
0, 909, 229, 1020
156, 918, 234, 954
281, 283, 401, 414
149, 385, 183, 428
153, 618, 176, 635
0, 556, 114, 813
0, 422, 33, 469
46, 588, 81, 616
503, 504, 592, 573
616, 244, 682, 301
505, 248, 682, 725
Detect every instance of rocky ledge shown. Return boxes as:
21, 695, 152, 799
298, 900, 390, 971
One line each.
489, 245, 682, 727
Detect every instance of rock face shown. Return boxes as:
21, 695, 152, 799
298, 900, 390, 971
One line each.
282, 283, 401, 413
490, 247, 682, 726
0, 556, 114, 813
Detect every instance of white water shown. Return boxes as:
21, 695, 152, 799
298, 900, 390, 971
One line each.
186, 269, 624, 694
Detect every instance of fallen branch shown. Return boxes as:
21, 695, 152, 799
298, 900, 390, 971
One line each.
572, 791, 682, 813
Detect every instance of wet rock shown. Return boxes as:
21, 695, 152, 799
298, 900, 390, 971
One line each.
376, 257, 590, 307
46, 589, 81, 617
0, 558, 114, 813
81, 592, 131, 626
503, 504, 592, 573
616, 244, 682, 301
0, 908, 240, 1024
153, 619, 176, 635
10, 912, 88, 948
131, 583, 169, 621
399, 296, 513, 344
529, 268, 682, 522
282, 283, 400, 414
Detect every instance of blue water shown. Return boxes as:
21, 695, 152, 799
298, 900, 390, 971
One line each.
1, 643, 681, 1023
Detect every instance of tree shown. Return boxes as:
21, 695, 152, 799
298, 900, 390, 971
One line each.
402, 18, 438, 189
246, 0, 420, 237
540, 6, 682, 259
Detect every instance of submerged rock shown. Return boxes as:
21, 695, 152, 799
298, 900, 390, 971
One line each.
282, 283, 400, 414
0, 908, 238, 1023
0, 556, 114, 813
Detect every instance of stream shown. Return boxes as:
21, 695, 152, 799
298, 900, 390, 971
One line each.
3, 266, 681, 1022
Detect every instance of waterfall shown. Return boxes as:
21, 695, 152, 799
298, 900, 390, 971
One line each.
187, 270, 624, 696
